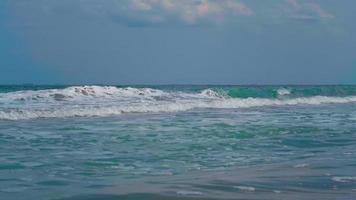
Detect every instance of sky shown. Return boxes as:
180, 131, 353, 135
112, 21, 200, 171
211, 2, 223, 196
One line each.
0, 0, 355, 85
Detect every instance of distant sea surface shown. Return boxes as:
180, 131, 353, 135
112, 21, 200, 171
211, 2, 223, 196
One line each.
0, 85, 356, 200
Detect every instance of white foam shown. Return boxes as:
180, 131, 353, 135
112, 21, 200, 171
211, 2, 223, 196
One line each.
331, 176, 356, 183
176, 190, 203, 196
293, 163, 309, 168
233, 186, 256, 192
200, 89, 225, 98
277, 88, 291, 96
0, 86, 166, 102
1, 86, 356, 120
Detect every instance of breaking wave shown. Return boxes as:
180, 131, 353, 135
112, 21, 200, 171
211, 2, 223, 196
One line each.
277, 88, 291, 96
0, 86, 356, 120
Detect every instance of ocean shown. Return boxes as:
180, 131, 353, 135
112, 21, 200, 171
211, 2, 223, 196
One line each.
0, 85, 356, 200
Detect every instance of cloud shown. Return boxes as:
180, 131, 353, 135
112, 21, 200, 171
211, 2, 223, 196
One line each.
9, 0, 337, 27
128, 0, 253, 24
31, 0, 253, 25
284, 0, 334, 21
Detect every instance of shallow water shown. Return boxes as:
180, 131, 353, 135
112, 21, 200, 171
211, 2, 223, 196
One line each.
0, 85, 356, 199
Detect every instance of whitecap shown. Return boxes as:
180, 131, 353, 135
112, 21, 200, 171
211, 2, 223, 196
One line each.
176, 191, 203, 196
277, 88, 291, 96
1, 86, 356, 120
294, 163, 309, 168
200, 89, 225, 98
331, 176, 356, 183
233, 186, 256, 192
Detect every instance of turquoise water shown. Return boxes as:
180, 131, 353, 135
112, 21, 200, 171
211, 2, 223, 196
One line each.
0, 85, 356, 200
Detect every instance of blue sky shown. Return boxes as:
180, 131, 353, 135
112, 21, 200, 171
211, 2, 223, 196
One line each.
1, 0, 356, 84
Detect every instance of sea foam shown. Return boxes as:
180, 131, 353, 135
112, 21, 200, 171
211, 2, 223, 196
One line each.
0, 86, 356, 120
277, 88, 291, 96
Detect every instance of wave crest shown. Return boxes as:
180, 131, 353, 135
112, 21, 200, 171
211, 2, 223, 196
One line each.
1, 86, 166, 102
0, 86, 356, 120
200, 89, 225, 98
277, 88, 291, 96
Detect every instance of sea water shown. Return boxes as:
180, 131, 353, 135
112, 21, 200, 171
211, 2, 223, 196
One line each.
0, 85, 355, 199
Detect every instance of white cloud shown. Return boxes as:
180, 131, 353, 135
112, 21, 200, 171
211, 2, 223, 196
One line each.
284, 0, 334, 20
128, 0, 253, 24
10, 0, 336, 27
